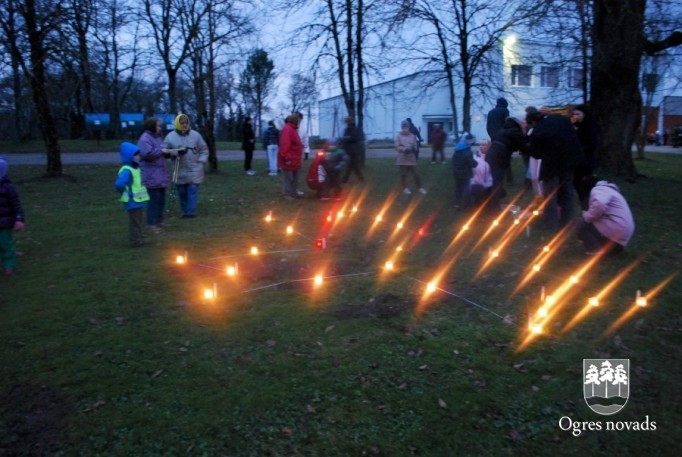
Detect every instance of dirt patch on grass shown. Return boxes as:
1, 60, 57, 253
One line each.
0, 382, 70, 456
327, 293, 416, 320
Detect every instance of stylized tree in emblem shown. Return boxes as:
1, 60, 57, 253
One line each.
613, 364, 628, 397
584, 364, 601, 396
599, 360, 615, 397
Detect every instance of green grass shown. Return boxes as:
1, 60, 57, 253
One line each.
1, 155, 681, 456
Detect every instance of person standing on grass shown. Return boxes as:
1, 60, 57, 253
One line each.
114, 143, 149, 248
396, 120, 427, 195
429, 123, 447, 164
452, 133, 477, 209
138, 117, 170, 233
242, 117, 256, 176
263, 120, 280, 176
278, 113, 304, 199
341, 116, 365, 184
163, 114, 209, 218
405, 117, 423, 159
0, 156, 26, 275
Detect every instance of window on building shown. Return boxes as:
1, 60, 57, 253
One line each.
511, 65, 532, 87
540, 66, 560, 88
568, 68, 584, 89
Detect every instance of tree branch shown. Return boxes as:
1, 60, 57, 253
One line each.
643, 31, 682, 56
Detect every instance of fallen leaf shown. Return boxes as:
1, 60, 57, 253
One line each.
152, 369, 164, 378
281, 427, 293, 437
266, 340, 276, 347
325, 325, 336, 332
503, 314, 514, 325
438, 398, 447, 408
178, 347, 188, 352
418, 364, 428, 370
532, 385, 540, 392
542, 374, 552, 381
306, 404, 316, 413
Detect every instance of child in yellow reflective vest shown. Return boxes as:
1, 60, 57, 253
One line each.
115, 142, 150, 247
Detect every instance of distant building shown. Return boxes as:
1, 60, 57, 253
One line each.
317, 37, 681, 144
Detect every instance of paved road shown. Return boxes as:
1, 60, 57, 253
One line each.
3, 145, 680, 166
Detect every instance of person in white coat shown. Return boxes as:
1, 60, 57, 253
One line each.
163, 114, 208, 218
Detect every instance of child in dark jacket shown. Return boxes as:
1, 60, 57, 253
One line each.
115, 142, 150, 247
452, 134, 478, 209
0, 156, 26, 275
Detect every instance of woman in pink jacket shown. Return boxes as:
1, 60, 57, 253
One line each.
576, 177, 634, 256
278, 114, 304, 199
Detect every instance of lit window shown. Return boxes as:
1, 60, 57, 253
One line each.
511, 65, 532, 87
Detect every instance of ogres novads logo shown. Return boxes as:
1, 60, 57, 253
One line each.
583, 359, 629, 415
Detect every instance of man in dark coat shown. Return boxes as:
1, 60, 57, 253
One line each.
341, 116, 365, 184
406, 117, 423, 159
485, 116, 526, 212
486, 97, 509, 140
526, 111, 587, 230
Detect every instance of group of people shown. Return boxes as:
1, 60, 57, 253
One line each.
451, 98, 634, 257
115, 113, 209, 247
112, 105, 634, 258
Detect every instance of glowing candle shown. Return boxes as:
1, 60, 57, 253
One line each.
384, 261, 394, 271
533, 264, 541, 272
250, 246, 259, 255
489, 248, 499, 258
286, 225, 294, 235
396, 245, 403, 252
513, 219, 520, 225
203, 283, 217, 300
226, 265, 236, 276
537, 307, 548, 318
314, 274, 324, 286
545, 295, 555, 306
636, 289, 647, 307
396, 222, 403, 230
352, 206, 358, 213
532, 210, 540, 216
492, 219, 499, 227
570, 275, 579, 284
375, 215, 382, 222
543, 245, 550, 253
265, 211, 272, 222
426, 282, 437, 293
176, 255, 186, 265
589, 297, 599, 307
337, 211, 344, 219
530, 323, 543, 334
461, 224, 469, 232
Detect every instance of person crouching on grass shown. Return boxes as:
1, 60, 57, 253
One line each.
0, 156, 26, 276
115, 143, 150, 248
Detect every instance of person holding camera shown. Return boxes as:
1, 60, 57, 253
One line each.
163, 114, 208, 218
395, 120, 427, 195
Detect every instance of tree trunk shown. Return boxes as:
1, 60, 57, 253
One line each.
25, 0, 62, 176
590, 0, 644, 181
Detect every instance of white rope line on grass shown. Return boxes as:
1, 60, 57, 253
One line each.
239, 271, 376, 294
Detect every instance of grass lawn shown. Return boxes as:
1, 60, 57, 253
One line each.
1, 153, 680, 456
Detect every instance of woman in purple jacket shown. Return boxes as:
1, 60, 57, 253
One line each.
137, 117, 170, 233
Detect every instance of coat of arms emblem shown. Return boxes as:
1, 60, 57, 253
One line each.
583, 359, 630, 415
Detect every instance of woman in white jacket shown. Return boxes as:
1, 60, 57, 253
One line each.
163, 114, 209, 218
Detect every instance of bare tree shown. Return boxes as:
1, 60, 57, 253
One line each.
288, 73, 317, 115
240, 49, 276, 139
391, 0, 548, 133
0, 0, 65, 176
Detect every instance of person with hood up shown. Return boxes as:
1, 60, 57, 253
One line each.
452, 133, 478, 209
341, 116, 365, 184
163, 114, 209, 218
405, 117, 423, 159
0, 156, 26, 275
137, 117, 170, 233
278, 113, 305, 199
571, 104, 601, 208
263, 120, 280, 176
576, 177, 634, 256
114, 143, 149, 248
485, 115, 527, 212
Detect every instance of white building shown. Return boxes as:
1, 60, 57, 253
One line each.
318, 37, 681, 144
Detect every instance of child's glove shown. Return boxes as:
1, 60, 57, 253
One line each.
14, 221, 25, 231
